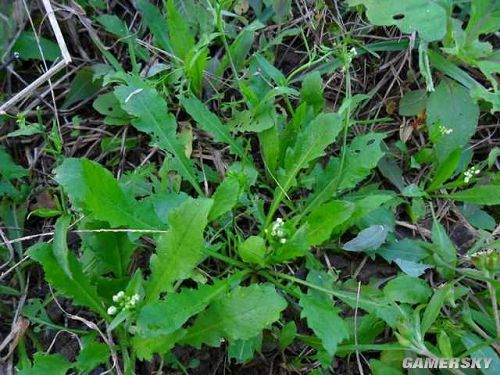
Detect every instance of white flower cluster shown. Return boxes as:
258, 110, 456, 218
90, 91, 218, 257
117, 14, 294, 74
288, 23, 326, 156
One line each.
341, 47, 358, 72
107, 291, 140, 315
462, 248, 493, 261
472, 249, 493, 258
438, 125, 453, 135
463, 166, 480, 183
266, 218, 287, 244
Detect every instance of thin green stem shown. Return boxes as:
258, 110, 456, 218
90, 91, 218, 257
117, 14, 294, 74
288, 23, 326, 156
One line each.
215, 2, 240, 86
487, 280, 500, 338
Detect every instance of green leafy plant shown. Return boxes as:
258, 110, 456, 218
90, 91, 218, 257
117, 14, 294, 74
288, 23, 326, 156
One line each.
1, 0, 499, 374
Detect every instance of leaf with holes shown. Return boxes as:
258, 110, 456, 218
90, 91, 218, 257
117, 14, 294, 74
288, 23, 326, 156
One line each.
348, 0, 447, 42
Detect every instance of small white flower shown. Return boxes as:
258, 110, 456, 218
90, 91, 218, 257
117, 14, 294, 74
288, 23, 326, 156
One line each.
270, 218, 286, 239
464, 166, 480, 183
131, 294, 140, 304
279, 238, 287, 244
112, 290, 125, 302
472, 249, 493, 258
107, 306, 118, 315
439, 125, 453, 135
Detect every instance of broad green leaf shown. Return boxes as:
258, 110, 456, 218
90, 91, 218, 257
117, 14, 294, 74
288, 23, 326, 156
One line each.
183, 30, 210, 96
427, 49, 482, 90
279, 321, 297, 350
401, 184, 426, 198
301, 71, 324, 113
53, 216, 72, 278
427, 148, 462, 191
258, 124, 280, 174
444, 185, 500, 206
0, 146, 28, 179
466, 0, 500, 40
461, 332, 500, 375
280, 113, 342, 189
273, 0, 292, 20
93, 92, 130, 125
343, 225, 389, 252
269, 112, 343, 218
432, 218, 457, 278
80, 223, 136, 278
180, 95, 245, 158
378, 239, 429, 264
146, 198, 213, 301
299, 271, 349, 357
370, 359, 403, 375
384, 275, 432, 304
182, 284, 287, 348
488, 147, 500, 168
166, 0, 194, 60
347, 0, 447, 42
233, 107, 276, 133
239, 236, 267, 266
132, 330, 185, 361
437, 331, 453, 358
305, 200, 354, 246
399, 89, 427, 116
300, 294, 348, 356
114, 77, 202, 194
427, 80, 480, 161
393, 259, 432, 278
55, 158, 160, 229
447, 0, 500, 76
271, 225, 309, 263
75, 338, 110, 373
477, 50, 500, 91
13, 32, 61, 61
228, 333, 262, 363
219, 22, 263, 74
7, 124, 44, 138
135, 0, 172, 52
63, 68, 102, 108
17, 353, 72, 375
28, 243, 106, 316
378, 154, 406, 192
347, 191, 395, 224
460, 204, 496, 231
138, 280, 230, 336
208, 174, 240, 221
96, 14, 128, 36
337, 132, 386, 190
254, 54, 286, 85
421, 282, 453, 335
